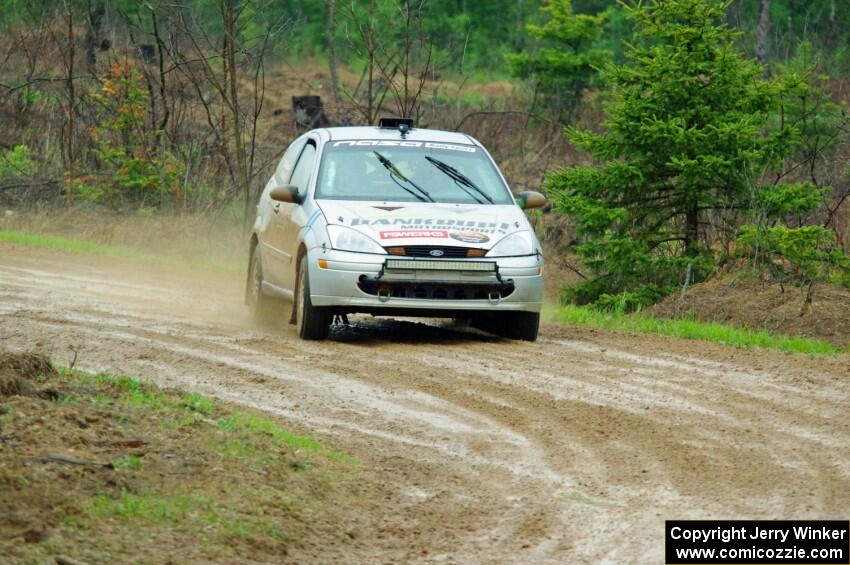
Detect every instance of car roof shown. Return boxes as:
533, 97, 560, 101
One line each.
317, 126, 478, 146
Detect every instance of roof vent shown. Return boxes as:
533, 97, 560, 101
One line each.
378, 117, 413, 138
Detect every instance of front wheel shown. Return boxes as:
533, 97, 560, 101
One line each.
295, 258, 331, 340
502, 311, 540, 341
471, 311, 540, 341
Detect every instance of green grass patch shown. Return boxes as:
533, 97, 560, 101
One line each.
0, 230, 149, 259
0, 229, 241, 273
76, 372, 345, 461
183, 392, 215, 415
113, 455, 144, 471
90, 491, 212, 524
0, 407, 14, 426
217, 411, 324, 453
210, 438, 260, 461
108, 375, 171, 410
550, 304, 843, 356
51, 393, 78, 405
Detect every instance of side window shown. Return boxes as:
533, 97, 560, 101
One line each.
274, 137, 307, 186
289, 142, 317, 194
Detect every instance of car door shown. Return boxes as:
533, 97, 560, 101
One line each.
258, 137, 306, 288
267, 139, 318, 293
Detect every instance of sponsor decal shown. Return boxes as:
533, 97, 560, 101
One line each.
332, 140, 476, 153
379, 230, 449, 240
424, 142, 476, 152
352, 217, 511, 234
450, 231, 490, 244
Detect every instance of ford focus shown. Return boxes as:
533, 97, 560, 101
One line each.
246, 118, 546, 340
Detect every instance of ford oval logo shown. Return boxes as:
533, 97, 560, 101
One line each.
429, 249, 444, 257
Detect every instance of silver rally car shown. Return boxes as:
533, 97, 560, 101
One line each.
247, 118, 546, 341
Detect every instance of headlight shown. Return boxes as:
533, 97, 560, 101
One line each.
486, 231, 534, 257
326, 225, 386, 254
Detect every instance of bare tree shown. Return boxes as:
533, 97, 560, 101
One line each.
167, 0, 285, 226
221, 0, 250, 226
341, 0, 385, 124
377, 0, 433, 120
326, 0, 346, 124
340, 0, 436, 124
84, 1, 106, 71
64, 2, 76, 205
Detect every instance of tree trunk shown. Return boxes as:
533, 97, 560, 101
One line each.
66, 7, 75, 206
826, 0, 837, 50
221, 0, 251, 229
755, 0, 771, 65
326, 0, 345, 124
84, 3, 105, 71
684, 203, 699, 258
366, 0, 376, 124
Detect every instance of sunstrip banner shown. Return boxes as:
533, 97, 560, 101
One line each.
379, 230, 449, 240
332, 140, 477, 153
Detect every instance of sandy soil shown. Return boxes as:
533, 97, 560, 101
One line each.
1, 242, 849, 563
650, 273, 850, 348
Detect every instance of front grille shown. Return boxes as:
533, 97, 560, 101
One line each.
384, 245, 483, 258
358, 279, 515, 300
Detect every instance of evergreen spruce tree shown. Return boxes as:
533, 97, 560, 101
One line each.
547, 0, 795, 308
507, 0, 611, 119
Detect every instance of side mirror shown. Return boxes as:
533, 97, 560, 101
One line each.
269, 184, 303, 204
516, 191, 547, 210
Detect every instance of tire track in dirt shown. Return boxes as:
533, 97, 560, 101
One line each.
1, 245, 849, 563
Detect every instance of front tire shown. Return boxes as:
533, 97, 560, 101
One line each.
471, 311, 540, 341
295, 258, 331, 340
502, 311, 540, 341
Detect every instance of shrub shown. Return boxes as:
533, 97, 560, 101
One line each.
87, 61, 184, 209
0, 145, 36, 179
737, 224, 850, 290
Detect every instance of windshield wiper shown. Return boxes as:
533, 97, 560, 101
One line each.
425, 156, 494, 204
373, 152, 434, 203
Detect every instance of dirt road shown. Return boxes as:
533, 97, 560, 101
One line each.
1, 242, 849, 563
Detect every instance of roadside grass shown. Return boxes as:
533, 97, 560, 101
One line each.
0, 230, 147, 259
69, 369, 346, 462
2, 357, 356, 563
0, 229, 241, 273
549, 305, 843, 356
86, 488, 292, 545
113, 454, 144, 470
89, 491, 210, 523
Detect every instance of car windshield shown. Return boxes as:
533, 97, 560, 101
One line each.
316, 141, 513, 205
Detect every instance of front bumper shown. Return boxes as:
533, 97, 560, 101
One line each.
308, 248, 544, 313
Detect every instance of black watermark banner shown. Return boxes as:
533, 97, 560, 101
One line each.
666, 521, 849, 564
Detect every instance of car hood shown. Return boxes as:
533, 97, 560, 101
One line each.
316, 200, 528, 249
